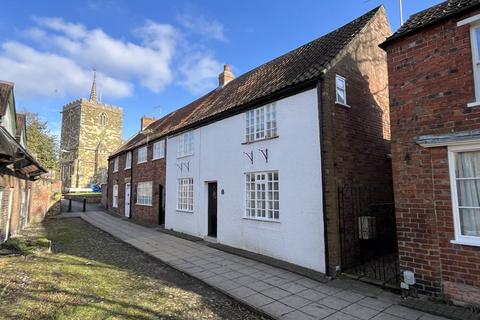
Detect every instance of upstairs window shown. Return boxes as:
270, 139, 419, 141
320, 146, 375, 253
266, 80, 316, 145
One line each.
177, 132, 194, 158
113, 157, 119, 172
470, 25, 480, 104
99, 112, 107, 127
335, 75, 347, 106
137, 146, 147, 164
449, 145, 480, 246
125, 151, 132, 169
153, 140, 165, 160
245, 103, 277, 142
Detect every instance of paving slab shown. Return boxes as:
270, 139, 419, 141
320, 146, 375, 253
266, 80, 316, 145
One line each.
73, 210, 446, 320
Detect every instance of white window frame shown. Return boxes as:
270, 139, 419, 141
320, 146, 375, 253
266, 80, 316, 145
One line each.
137, 146, 147, 164
177, 132, 194, 158
245, 171, 280, 222
136, 181, 153, 206
335, 74, 348, 107
125, 151, 132, 169
177, 178, 193, 212
153, 140, 165, 160
245, 103, 277, 143
112, 184, 118, 208
469, 23, 480, 107
448, 143, 480, 246
113, 157, 119, 172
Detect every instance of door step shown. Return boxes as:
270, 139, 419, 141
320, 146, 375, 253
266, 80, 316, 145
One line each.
204, 236, 217, 243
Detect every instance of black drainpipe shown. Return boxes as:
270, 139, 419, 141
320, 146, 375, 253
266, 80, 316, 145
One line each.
130, 153, 133, 219
317, 79, 330, 276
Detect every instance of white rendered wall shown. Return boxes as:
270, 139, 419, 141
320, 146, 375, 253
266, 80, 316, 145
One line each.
165, 88, 325, 272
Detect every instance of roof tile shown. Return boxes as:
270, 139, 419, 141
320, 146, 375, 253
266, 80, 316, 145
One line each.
111, 6, 382, 157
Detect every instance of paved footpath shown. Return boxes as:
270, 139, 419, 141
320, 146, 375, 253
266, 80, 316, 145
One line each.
63, 210, 447, 320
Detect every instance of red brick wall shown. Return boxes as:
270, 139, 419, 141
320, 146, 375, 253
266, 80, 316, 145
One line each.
385, 8, 480, 303
29, 179, 61, 223
108, 139, 166, 225
130, 141, 166, 225
322, 8, 392, 274
108, 152, 129, 215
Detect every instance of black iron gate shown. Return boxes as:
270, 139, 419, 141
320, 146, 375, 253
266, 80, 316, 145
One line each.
338, 184, 400, 285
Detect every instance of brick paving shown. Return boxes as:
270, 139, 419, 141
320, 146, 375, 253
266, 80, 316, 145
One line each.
63, 209, 449, 320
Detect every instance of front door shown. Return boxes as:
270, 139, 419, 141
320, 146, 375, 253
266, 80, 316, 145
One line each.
208, 182, 218, 237
125, 183, 131, 218
158, 184, 165, 225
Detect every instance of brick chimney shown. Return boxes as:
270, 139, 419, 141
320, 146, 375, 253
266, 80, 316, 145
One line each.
218, 64, 234, 87
141, 116, 156, 131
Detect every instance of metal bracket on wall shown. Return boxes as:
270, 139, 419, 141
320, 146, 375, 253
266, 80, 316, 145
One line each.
259, 148, 268, 163
182, 162, 190, 172
176, 163, 183, 172
243, 151, 254, 164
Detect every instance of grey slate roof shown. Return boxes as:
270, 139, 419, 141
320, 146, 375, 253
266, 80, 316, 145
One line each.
381, 0, 480, 47
110, 6, 384, 158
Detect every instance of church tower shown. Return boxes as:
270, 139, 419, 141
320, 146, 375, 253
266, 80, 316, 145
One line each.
60, 72, 123, 191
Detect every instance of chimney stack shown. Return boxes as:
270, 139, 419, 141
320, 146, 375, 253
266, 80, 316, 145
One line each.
218, 64, 234, 87
141, 115, 156, 131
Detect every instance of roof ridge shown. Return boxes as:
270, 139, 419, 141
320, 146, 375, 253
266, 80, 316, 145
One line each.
381, 0, 480, 47
230, 5, 383, 85
109, 6, 385, 158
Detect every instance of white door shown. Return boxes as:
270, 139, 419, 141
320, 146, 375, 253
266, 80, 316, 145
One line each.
125, 183, 131, 218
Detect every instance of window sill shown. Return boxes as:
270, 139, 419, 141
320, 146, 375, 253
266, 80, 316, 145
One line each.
136, 203, 152, 207
335, 101, 351, 108
177, 154, 193, 159
242, 135, 279, 145
242, 217, 281, 223
125, 167, 131, 170
450, 239, 480, 247
176, 209, 193, 213
153, 157, 165, 161
137, 161, 147, 165
467, 101, 480, 108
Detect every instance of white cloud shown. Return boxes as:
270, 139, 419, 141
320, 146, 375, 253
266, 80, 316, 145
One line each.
0, 41, 131, 99
177, 13, 226, 41
27, 17, 178, 93
34, 17, 87, 39
179, 53, 224, 94
0, 15, 225, 100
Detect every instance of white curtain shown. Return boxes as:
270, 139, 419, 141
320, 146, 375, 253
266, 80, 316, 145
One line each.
456, 151, 480, 236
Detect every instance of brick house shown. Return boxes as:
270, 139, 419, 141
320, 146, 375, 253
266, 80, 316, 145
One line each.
107, 116, 168, 224
0, 81, 47, 241
107, 7, 392, 275
381, 0, 480, 304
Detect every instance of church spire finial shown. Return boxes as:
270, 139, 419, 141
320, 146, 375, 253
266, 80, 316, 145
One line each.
89, 69, 97, 102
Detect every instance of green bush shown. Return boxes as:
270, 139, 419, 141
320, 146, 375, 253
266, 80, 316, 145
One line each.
1, 238, 34, 255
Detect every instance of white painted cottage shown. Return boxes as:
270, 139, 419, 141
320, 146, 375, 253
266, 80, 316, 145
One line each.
108, 6, 392, 276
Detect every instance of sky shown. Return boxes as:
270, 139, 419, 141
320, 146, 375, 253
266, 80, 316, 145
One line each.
0, 0, 443, 140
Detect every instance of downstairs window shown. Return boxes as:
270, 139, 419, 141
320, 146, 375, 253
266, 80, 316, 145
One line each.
245, 171, 279, 221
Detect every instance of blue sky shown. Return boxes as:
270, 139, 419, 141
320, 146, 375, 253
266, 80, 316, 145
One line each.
0, 0, 442, 140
